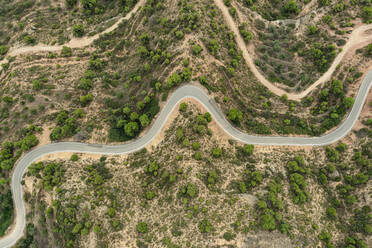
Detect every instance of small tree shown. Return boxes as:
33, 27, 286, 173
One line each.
211, 147, 222, 158
137, 222, 148, 233
61, 46, 72, 57
366, 43, 372, 56
70, 154, 79, 161
175, 30, 184, 39
228, 108, 242, 124
73, 24, 85, 37
326, 207, 337, 220
243, 144, 254, 156
80, 93, 93, 106
283, 0, 299, 14
0, 45, 8, 55
261, 214, 276, 231
139, 114, 150, 127
192, 142, 200, 150
124, 122, 138, 137
179, 102, 188, 112
199, 219, 212, 233
192, 44, 203, 55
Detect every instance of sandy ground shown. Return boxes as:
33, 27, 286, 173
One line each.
36, 125, 52, 146
35, 152, 103, 163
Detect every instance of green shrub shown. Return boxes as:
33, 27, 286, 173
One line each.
243, 144, 254, 156
207, 39, 219, 56
211, 147, 222, 158
260, 214, 276, 231
283, 0, 300, 14
0, 45, 8, 55
318, 0, 330, 6
307, 25, 318, 35
239, 23, 253, 43
223, 232, 235, 241
61, 46, 72, 57
366, 43, 372, 56
179, 102, 188, 112
192, 44, 203, 55
137, 222, 148, 233
80, 93, 93, 106
326, 207, 337, 219
23, 35, 35, 45
70, 154, 79, 161
65, 0, 77, 8
318, 230, 332, 243
199, 219, 212, 233
228, 108, 243, 124
192, 142, 200, 151
175, 30, 184, 39
73, 24, 85, 37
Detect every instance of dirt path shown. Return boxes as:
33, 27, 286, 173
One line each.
0, 0, 146, 70
1, 0, 371, 101
214, 0, 372, 101
299, 0, 317, 16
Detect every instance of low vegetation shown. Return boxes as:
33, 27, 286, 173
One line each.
17, 102, 372, 247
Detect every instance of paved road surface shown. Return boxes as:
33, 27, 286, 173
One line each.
0, 69, 372, 248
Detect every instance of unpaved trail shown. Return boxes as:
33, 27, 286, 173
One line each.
0, 0, 146, 69
299, 0, 317, 16
299, 28, 372, 97
0, 0, 371, 101
214, 0, 294, 97
214, 0, 372, 101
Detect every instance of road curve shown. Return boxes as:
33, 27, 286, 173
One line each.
0, 68, 372, 248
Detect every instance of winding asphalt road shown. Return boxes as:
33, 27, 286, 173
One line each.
1, 0, 372, 245
0, 69, 372, 247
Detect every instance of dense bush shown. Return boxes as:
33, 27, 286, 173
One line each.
308, 42, 337, 73
362, 6, 372, 23
228, 108, 242, 124
0, 126, 40, 236
73, 24, 85, 37
239, 23, 253, 43
366, 43, 372, 56
286, 156, 309, 204
65, 0, 77, 8
0, 45, 8, 55
199, 219, 212, 233
108, 96, 159, 142
28, 162, 65, 191
61, 46, 72, 57
50, 110, 83, 141
0, 189, 13, 236
137, 222, 148, 233
238, 164, 262, 193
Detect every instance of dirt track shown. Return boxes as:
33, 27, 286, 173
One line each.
1, 0, 371, 101
213, 0, 372, 101
0, 0, 146, 68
